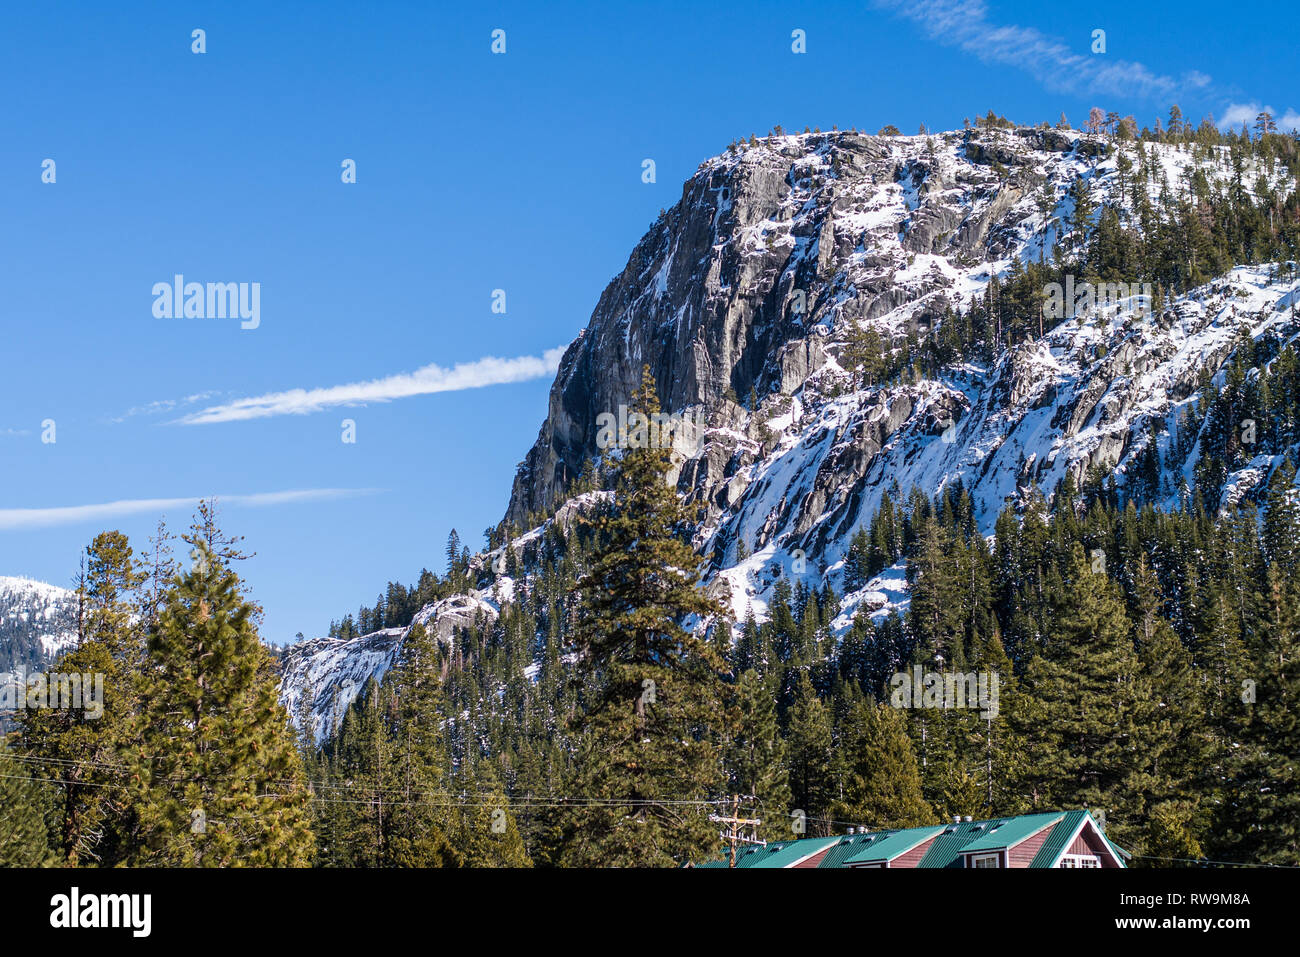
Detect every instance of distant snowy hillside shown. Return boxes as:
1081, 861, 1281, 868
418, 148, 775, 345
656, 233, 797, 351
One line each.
1, 576, 80, 721
0, 576, 79, 674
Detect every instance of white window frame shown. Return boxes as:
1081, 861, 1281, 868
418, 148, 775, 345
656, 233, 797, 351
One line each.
1059, 853, 1101, 868
969, 852, 1001, 868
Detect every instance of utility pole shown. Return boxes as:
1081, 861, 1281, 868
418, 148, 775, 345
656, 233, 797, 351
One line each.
709, 794, 764, 868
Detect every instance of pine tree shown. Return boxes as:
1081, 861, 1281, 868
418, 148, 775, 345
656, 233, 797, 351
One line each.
448, 764, 531, 867
1262, 461, 1300, 574
725, 669, 792, 841
320, 680, 398, 867
131, 522, 313, 866
0, 738, 53, 866
140, 519, 177, 629
1131, 556, 1207, 857
907, 520, 963, 668
383, 623, 461, 867
1196, 591, 1251, 750
842, 323, 888, 387
1067, 175, 1096, 257
834, 695, 935, 828
1013, 547, 1156, 848
785, 672, 836, 836
18, 531, 144, 865
446, 529, 462, 582
558, 367, 730, 867
1216, 558, 1300, 864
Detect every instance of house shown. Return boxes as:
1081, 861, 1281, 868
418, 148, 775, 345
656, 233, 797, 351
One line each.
694, 809, 1129, 869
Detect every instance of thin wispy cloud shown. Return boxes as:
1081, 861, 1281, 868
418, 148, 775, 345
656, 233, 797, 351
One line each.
174, 347, 569, 426
875, 0, 1211, 102
1219, 102, 1300, 133
0, 489, 382, 532
110, 391, 224, 424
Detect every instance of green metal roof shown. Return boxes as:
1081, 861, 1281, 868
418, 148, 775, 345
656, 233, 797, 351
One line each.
747, 835, 840, 868
814, 833, 886, 868
1028, 809, 1090, 867
694, 843, 767, 868
696, 835, 840, 868
915, 820, 995, 868
843, 825, 945, 865
960, 812, 1063, 853
917, 812, 1086, 867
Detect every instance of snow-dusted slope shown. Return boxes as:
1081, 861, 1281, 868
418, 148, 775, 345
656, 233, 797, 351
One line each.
279, 591, 500, 743
703, 264, 1299, 627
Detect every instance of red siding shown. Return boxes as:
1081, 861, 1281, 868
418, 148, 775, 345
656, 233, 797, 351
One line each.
1067, 833, 1092, 855
890, 836, 939, 869
793, 846, 833, 868
1007, 826, 1054, 868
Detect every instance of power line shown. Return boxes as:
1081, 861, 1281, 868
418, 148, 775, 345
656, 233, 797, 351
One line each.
0, 764, 732, 813
3, 751, 734, 806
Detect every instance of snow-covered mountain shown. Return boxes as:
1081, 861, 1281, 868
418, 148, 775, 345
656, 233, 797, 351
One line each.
280, 124, 1300, 736
0, 576, 79, 684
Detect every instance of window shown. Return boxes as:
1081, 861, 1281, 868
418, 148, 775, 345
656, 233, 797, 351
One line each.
1059, 854, 1101, 868
970, 853, 1001, 868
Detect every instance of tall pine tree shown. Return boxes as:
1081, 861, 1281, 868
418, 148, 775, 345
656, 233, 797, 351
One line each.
558, 367, 731, 867
131, 516, 313, 866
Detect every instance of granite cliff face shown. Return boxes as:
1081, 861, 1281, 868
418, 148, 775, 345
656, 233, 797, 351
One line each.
281, 125, 1300, 732
503, 126, 1296, 618
505, 128, 1112, 528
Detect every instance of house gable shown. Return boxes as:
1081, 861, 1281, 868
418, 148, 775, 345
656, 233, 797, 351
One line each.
1031, 812, 1126, 868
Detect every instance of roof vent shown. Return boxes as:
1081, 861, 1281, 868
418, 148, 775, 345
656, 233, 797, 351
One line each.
952, 815, 961, 824
963, 816, 973, 822
847, 827, 856, 835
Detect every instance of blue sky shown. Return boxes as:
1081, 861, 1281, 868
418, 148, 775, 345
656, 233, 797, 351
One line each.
1, 0, 1294, 643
